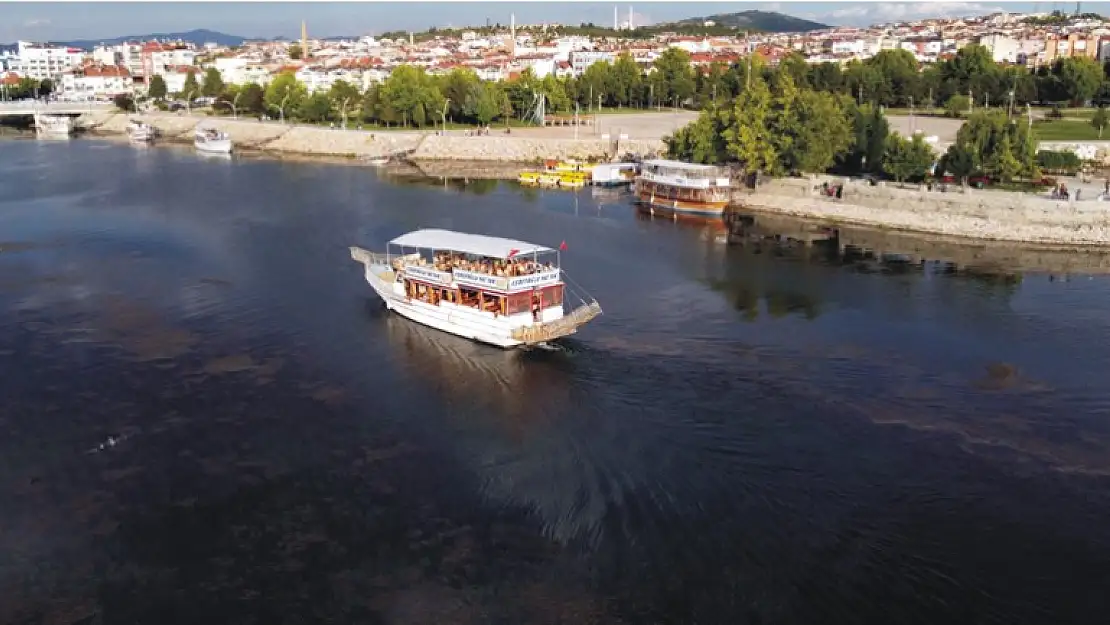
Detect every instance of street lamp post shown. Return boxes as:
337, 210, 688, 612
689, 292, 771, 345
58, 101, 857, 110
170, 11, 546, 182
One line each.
279, 94, 290, 123
340, 97, 351, 128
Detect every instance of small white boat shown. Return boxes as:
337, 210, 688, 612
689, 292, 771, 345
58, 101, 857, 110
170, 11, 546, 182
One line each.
34, 113, 74, 137
350, 229, 602, 349
194, 125, 232, 154
127, 119, 155, 143
590, 162, 637, 187
365, 156, 390, 166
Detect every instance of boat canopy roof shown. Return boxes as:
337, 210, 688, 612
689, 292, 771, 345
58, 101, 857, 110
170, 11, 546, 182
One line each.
641, 159, 722, 171
390, 229, 552, 259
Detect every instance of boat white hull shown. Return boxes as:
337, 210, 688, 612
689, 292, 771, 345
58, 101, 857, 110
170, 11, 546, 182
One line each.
35, 115, 74, 137
361, 266, 526, 348
195, 138, 232, 154
129, 129, 154, 143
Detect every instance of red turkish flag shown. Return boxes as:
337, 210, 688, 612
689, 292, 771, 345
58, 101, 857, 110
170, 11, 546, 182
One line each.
559, 240, 568, 251
507, 248, 520, 258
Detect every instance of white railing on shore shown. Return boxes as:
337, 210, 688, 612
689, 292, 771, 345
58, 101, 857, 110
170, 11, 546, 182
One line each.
0, 100, 114, 114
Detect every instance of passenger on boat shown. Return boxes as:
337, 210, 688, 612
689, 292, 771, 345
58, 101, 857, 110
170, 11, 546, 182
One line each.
427, 252, 554, 276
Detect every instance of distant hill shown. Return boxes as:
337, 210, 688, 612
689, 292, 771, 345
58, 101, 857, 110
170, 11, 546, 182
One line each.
671, 10, 828, 33
3, 29, 248, 50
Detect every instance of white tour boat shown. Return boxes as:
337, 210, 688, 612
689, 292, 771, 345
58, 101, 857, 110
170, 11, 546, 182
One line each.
634, 159, 732, 218
350, 229, 602, 348
127, 119, 156, 143
194, 125, 232, 154
34, 113, 75, 137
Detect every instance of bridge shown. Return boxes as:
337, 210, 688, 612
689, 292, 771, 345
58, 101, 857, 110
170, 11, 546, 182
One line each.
0, 101, 116, 117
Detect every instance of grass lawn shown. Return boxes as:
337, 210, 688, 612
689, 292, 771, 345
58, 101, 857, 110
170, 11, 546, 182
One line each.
1031, 119, 1107, 141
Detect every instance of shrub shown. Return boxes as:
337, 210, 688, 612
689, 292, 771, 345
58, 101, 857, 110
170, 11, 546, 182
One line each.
1035, 150, 1081, 173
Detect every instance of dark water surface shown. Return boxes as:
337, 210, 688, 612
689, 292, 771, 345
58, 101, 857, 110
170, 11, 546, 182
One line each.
3, 139, 1109, 625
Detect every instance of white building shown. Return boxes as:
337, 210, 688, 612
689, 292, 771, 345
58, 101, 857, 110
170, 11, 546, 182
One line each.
295, 66, 366, 93
161, 67, 201, 94
212, 57, 271, 85
8, 40, 85, 80
978, 34, 1021, 63
58, 64, 132, 97
569, 50, 614, 76
149, 48, 196, 75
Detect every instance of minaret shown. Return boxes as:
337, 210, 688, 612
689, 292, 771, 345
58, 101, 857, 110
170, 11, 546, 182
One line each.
629, 6, 634, 30
301, 20, 308, 60
510, 13, 516, 58
614, 6, 618, 30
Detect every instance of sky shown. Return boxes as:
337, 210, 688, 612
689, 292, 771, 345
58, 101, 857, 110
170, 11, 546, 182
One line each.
2, 1, 1109, 43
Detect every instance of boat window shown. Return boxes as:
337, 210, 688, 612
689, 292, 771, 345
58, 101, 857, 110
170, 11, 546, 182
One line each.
506, 292, 531, 315
458, 287, 481, 308
541, 285, 564, 307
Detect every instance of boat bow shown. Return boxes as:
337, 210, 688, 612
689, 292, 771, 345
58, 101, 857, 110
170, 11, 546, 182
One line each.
511, 299, 602, 344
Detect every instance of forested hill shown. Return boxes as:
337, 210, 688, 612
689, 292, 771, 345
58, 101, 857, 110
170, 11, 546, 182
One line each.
670, 10, 829, 33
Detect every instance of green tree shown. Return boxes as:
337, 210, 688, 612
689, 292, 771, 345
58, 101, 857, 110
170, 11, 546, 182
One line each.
651, 47, 695, 106
864, 49, 920, 107
378, 65, 443, 127
37, 78, 54, 98
609, 52, 643, 106
238, 83, 265, 115
112, 93, 135, 112
327, 79, 361, 122
182, 71, 200, 98
472, 82, 502, 126
201, 67, 224, 98
665, 107, 731, 164
288, 44, 303, 60
782, 89, 853, 174
944, 94, 971, 118
844, 104, 889, 174
297, 92, 332, 123
147, 74, 168, 100
264, 72, 307, 120
986, 134, 1022, 182
723, 76, 779, 173
439, 68, 480, 119
882, 133, 936, 182
1057, 56, 1103, 105
941, 144, 978, 186
577, 60, 612, 108
1092, 106, 1110, 138
808, 62, 844, 93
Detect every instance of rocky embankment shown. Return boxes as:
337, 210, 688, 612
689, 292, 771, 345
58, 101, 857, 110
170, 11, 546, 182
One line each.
79, 112, 664, 163
738, 177, 1110, 246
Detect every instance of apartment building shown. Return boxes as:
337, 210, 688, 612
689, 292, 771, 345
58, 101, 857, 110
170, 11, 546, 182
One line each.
213, 57, 271, 85
569, 50, 615, 76
139, 42, 197, 82
1042, 32, 1103, 64
58, 64, 132, 97
8, 41, 84, 80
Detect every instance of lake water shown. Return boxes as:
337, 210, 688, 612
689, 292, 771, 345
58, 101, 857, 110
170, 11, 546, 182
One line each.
2, 138, 1109, 625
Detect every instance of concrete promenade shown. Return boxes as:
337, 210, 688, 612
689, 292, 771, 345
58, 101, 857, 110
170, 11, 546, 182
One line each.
736, 176, 1110, 246
78, 110, 674, 161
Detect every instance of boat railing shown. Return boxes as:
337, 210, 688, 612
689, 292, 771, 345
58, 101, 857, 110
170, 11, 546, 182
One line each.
639, 170, 729, 188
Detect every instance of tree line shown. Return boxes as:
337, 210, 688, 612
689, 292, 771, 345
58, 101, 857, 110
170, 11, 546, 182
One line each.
666, 51, 1045, 187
